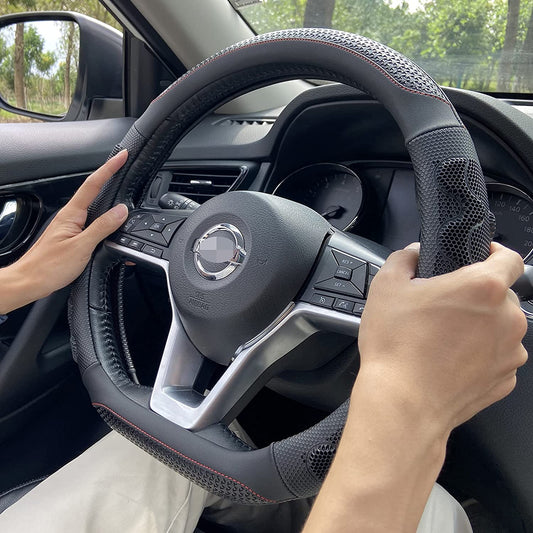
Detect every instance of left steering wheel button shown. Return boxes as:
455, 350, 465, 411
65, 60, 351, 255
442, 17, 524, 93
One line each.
123, 213, 144, 232
142, 244, 163, 258
128, 239, 143, 251
162, 219, 186, 243
132, 229, 167, 246
132, 215, 155, 231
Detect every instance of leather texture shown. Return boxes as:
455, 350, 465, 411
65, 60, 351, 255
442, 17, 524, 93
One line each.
70, 29, 492, 503
0, 477, 46, 514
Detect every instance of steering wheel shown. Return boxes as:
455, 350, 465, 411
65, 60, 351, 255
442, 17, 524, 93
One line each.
70, 29, 493, 504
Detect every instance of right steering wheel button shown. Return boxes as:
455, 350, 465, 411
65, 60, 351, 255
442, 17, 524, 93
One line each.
333, 249, 365, 270
351, 264, 368, 296
314, 277, 363, 298
310, 293, 334, 308
335, 266, 352, 280
333, 298, 355, 313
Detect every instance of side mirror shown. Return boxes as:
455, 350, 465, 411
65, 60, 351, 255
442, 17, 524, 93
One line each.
0, 12, 123, 122
0, 20, 80, 118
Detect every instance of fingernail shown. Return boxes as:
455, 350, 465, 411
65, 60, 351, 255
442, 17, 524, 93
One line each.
110, 149, 128, 161
110, 203, 128, 220
404, 242, 420, 251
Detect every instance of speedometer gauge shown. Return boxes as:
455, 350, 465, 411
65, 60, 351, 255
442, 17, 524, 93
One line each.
273, 163, 363, 231
488, 183, 533, 260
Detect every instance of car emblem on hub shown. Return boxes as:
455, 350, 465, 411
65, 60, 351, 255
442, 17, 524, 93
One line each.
193, 223, 246, 280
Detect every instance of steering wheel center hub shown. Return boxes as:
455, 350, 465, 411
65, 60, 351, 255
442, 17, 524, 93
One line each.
169, 191, 331, 365
193, 223, 246, 280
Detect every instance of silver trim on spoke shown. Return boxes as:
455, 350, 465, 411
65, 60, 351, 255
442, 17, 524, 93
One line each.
106, 240, 361, 431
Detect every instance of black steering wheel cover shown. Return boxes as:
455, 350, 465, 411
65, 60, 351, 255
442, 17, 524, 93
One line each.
70, 29, 492, 503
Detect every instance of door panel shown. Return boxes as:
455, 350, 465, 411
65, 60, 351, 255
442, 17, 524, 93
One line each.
0, 116, 133, 490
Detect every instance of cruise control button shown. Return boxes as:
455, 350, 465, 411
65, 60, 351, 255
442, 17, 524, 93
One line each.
351, 264, 368, 296
128, 240, 143, 251
314, 277, 362, 298
132, 229, 167, 246
333, 250, 365, 270
333, 298, 355, 313
335, 266, 352, 280
310, 293, 335, 308
142, 244, 163, 258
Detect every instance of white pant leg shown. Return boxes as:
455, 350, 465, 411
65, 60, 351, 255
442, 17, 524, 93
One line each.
417, 484, 473, 533
0, 431, 472, 533
0, 431, 210, 533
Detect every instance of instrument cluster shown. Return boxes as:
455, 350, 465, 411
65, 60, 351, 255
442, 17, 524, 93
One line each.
273, 162, 533, 261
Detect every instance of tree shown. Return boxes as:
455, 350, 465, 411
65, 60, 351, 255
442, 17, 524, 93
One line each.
303, 0, 335, 28
13, 22, 24, 108
517, 4, 533, 91
62, 21, 75, 108
499, 0, 521, 91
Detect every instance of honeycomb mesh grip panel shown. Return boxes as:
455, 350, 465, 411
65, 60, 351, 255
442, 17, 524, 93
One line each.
272, 400, 349, 498
407, 127, 493, 277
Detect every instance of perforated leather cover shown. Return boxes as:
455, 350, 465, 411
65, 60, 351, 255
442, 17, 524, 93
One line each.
71, 29, 492, 503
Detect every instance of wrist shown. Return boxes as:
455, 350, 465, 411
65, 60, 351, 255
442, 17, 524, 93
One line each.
0, 261, 42, 314
355, 360, 455, 440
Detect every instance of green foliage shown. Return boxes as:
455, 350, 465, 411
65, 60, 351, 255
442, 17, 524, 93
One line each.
240, 0, 533, 92
0, 0, 119, 120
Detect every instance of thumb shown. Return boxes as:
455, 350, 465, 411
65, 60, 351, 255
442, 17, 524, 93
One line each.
379, 242, 420, 281
79, 204, 129, 248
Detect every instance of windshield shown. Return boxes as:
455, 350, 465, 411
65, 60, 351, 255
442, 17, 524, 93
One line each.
235, 0, 533, 95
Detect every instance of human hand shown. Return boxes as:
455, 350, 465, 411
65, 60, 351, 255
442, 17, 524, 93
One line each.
0, 150, 129, 314
357, 242, 528, 435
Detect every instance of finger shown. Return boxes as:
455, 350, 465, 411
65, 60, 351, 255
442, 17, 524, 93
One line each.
76, 203, 128, 249
65, 150, 128, 213
507, 288, 521, 308
378, 243, 420, 281
481, 242, 524, 287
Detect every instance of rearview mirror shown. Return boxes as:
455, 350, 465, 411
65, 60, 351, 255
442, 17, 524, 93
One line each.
0, 20, 80, 118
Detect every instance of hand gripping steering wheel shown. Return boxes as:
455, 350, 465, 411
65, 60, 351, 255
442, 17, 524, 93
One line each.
70, 29, 493, 504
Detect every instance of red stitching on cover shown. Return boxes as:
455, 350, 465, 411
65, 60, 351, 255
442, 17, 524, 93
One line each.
92, 402, 276, 503
152, 36, 451, 107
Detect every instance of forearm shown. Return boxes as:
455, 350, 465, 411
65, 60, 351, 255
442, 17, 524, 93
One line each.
303, 367, 449, 533
0, 262, 42, 315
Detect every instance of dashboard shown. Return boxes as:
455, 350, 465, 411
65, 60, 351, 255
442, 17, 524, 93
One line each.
157, 84, 533, 267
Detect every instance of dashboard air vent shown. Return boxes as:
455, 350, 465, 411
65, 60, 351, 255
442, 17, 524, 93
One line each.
168, 166, 245, 204
217, 118, 275, 127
